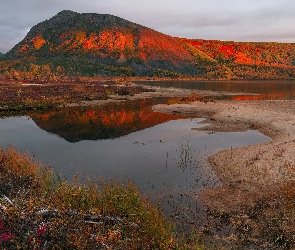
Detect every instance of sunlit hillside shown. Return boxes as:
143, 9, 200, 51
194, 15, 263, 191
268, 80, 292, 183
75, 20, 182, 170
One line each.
1, 10, 295, 80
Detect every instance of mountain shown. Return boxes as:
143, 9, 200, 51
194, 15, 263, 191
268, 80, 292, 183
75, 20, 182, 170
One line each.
3, 10, 212, 78
1, 10, 295, 80
0, 52, 3, 57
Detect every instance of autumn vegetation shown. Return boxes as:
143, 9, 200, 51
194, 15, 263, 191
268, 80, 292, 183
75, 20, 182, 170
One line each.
1, 10, 295, 80
185, 39, 295, 80
0, 80, 153, 114
2, 9, 295, 249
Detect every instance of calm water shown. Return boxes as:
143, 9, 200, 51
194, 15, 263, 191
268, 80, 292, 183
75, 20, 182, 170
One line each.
137, 80, 295, 100
0, 97, 270, 233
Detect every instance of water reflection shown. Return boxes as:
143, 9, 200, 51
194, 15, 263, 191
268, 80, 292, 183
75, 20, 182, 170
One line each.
137, 80, 295, 100
29, 99, 187, 142
0, 104, 270, 244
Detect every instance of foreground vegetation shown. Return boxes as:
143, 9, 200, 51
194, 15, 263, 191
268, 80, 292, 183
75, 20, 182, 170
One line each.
0, 147, 205, 249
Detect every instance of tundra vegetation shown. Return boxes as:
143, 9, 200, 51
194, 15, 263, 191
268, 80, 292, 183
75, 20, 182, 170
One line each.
0, 147, 206, 249
0, 80, 152, 114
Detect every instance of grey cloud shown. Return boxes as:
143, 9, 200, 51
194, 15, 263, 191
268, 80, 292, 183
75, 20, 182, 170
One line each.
0, 26, 28, 53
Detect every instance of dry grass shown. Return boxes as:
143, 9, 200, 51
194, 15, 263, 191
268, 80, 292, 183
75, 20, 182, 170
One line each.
201, 180, 295, 249
0, 147, 205, 249
0, 81, 150, 114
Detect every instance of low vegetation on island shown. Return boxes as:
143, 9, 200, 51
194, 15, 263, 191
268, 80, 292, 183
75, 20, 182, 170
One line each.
0, 79, 154, 114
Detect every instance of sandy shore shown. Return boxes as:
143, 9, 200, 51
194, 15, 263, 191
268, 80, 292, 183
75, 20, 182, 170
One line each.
153, 100, 295, 203
66, 84, 295, 195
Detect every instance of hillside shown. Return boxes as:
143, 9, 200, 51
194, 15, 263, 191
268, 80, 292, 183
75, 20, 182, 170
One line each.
184, 39, 295, 80
2, 10, 211, 79
1, 10, 295, 80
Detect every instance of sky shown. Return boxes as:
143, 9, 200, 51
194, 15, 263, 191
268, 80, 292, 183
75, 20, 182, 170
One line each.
1, 0, 295, 53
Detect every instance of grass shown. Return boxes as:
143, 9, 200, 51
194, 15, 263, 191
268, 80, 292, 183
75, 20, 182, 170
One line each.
0, 146, 205, 249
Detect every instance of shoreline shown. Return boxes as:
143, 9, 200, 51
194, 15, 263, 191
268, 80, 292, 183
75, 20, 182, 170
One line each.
153, 100, 295, 205
66, 85, 258, 107
153, 98, 295, 247
2, 81, 293, 192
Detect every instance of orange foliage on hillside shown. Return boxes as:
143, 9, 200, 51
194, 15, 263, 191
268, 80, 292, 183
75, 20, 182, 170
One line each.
53, 28, 195, 64
5, 9, 295, 79
32, 35, 46, 50
55, 30, 136, 58
235, 52, 254, 64
185, 39, 295, 67
17, 44, 30, 54
138, 30, 193, 63
15, 34, 46, 54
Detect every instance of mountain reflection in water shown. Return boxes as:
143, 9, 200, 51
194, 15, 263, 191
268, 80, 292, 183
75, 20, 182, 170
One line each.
30, 98, 188, 142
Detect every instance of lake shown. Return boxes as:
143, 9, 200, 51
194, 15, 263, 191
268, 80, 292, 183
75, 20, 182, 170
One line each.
136, 80, 295, 100
0, 91, 271, 233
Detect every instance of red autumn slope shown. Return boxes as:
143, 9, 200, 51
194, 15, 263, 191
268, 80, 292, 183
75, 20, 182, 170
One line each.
182, 39, 295, 80
185, 39, 295, 66
1, 10, 295, 80
2, 10, 211, 78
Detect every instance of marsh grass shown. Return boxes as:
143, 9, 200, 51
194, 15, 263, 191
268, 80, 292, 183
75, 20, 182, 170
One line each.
0, 81, 150, 115
0, 147, 205, 249
202, 180, 295, 249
